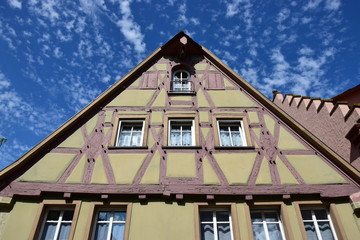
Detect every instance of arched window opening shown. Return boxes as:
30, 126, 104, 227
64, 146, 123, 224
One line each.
171, 70, 193, 92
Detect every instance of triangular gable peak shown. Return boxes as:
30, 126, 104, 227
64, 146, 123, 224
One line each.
0, 32, 359, 200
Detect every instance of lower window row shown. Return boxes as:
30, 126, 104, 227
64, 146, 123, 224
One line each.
38, 206, 338, 240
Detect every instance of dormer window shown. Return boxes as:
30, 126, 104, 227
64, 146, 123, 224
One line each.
171, 70, 193, 92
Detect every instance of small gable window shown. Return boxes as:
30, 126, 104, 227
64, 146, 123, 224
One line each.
171, 70, 193, 92
116, 120, 145, 147
217, 120, 247, 147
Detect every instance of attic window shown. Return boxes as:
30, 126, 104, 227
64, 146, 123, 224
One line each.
171, 70, 193, 93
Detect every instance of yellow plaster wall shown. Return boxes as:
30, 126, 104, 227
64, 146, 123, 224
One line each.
73, 201, 92, 240
200, 127, 210, 142
129, 77, 141, 87
129, 202, 195, 240
108, 154, 147, 184
170, 96, 192, 101
155, 64, 167, 71
1, 201, 39, 240
197, 89, 211, 108
333, 203, 360, 239
208, 91, 258, 108
86, 114, 99, 135
106, 90, 155, 107
18, 153, 76, 183
264, 114, 276, 136
151, 111, 163, 124
248, 111, 259, 123
151, 89, 167, 108
255, 158, 272, 185
104, 111, 113, 123
223, 77, 234, 87
287, 155, 348, 184
66, 155, 86, 184
167, 153, 196, 178
194, 63, 207, 70
91, 155, 108, 184
141, 151, 161, 184
57, 128, 84, 148
199, 111, 209, 122
284, 203, 304, 240
203, 156, 220, 185
278, 127, 308, 150
214, 153, 257, 185
276, 157, 299, 185
0, 211, 8, 239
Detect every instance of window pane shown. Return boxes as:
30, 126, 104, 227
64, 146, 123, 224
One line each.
264, 212, 278, 222
182, 132, 192, 146
98, 211, 111, 221
220, 132, 231, 146
216, 211, 229, 221
314, 209, 328, 220
95, 223, 109, 240
111, 223, 125, 240
217, 223, 231, 240
62, 211, 74, 221
231, 132, 243, 146
200, 211, 213, 222
170, 132, 181, 146
318, 222, 335, 240
250, 212, 262, 222
267, 223, 283, 240
46, 210, 60, 220
304, 222, 318, 240
252, 224, 265, 240
40, 223, 57, 240
114, 211, 126, 221
118, 132, 131, 146
58, 223, 72, 240
301, 210, 312, 220
131, 132, 142, 146
201, 223, 214, 240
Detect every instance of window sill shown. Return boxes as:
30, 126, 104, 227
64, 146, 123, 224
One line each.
214, 146, 255, 150
162, 146, 202, 149
108, 146, 149, 150
167, 91, 196, 96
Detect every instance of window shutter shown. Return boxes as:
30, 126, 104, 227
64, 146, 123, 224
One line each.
141, 72, 158, 88
207, 72, 224, 89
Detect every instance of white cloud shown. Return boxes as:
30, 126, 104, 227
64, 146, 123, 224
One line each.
117, 0, 146, 54
225, 0, 243, 17
298, 46, 314, 55
28, 0, 60, 23
7, 0, 22, 9
325, 0, 340, 10
53, 47, 63, 58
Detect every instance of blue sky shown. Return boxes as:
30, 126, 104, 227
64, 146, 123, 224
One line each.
0, 0, 359, 169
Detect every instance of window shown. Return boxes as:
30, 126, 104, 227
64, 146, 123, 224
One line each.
39, 209, 74, 240
116, 120, 145, 147
169, 119, 195, 146
301, 208, 337, 240
199, 209, 234, 240
217, 120, 247, 147
93, 211, 127, 240
172, 70, 192, 92
251, 210, 286, 240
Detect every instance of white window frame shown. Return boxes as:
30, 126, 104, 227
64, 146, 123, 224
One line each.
115, 120, 145, 147
172, 70, 192, 92
39, 209, 74, 240
301, 208, 338, 240
199, 208, 234, 240
168, 119, 195, 146
92, 210, 127, 240
250, 209, 286, 240
217, 119, 247, 146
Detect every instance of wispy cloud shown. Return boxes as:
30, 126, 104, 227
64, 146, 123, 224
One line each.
117, 0, 146, 55
7, 0, 22, 9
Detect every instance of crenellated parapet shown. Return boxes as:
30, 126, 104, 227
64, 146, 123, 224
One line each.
273, 90, 360, 170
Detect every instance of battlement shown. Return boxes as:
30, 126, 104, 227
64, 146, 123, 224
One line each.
273, 90, 360, 169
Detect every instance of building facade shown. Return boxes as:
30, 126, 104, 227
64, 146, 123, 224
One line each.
0, 32, 359, 240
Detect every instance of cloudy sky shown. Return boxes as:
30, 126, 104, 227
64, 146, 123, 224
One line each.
0, 0, 359, 169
